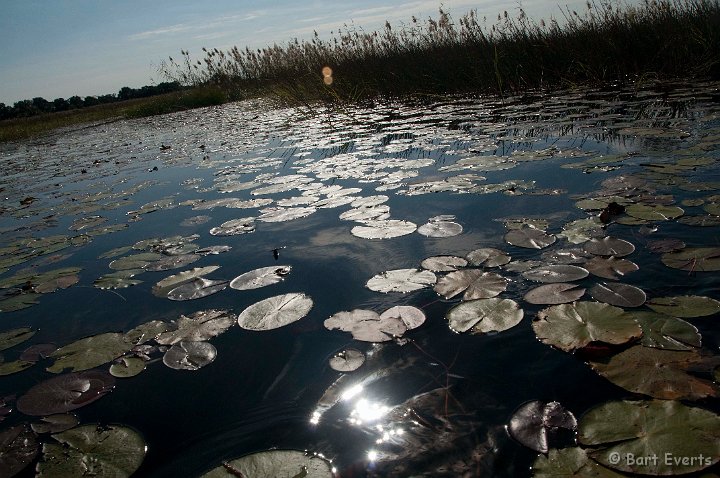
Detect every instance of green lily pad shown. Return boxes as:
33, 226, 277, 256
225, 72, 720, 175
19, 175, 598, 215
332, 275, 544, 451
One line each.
632, 311, 701, 350
31, 414, 80, 434
661, 247, 720, 272
125, 320, 170, 344
433, 270, 507, 300
0, 360, 34, 376
589, 345, 718, 400
93, 270, 144, 290
625, 204, 684, 221
505, 226, 556, 249
108, 252, 163, 271
578, 400, 720, 475
533, 302, 641, 352
201, 449, 333, 478
163, 341, 217, 370
446, 298, 523, 334
590, 282, 646, 308
532, 447, 626, 477
646, 295, 720, 318
109, 356, 146, 378
238, 293, 313, 331
47, 332, 135, 373
0, 293, 40, 312
156, 309, 235, 345
366, 268, 436, 293
37, 424, 146, 477
0, 327, 36, 351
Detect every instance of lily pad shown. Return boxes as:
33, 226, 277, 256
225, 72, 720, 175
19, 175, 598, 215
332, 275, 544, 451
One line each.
351, 219, 417, 239
229, 265, 291, 290
93, 270, 144, 290
532, 447, 626, 478
209, 217, 256, 236
589, 345, 718, 400
590, 282, 646, 307
417, 220, 463, 238
661, 247, 720, 272
433, 270, 508, 300
201, 449, 333, 478
366, 268, 436, 293
329, 348, 365, 372
446, 298, 523, 334
524, 283, 586, 305
125, 320, 170, 344
583, 237, 635, 257
533, 302, 641, 352
237, 293, 313, 331
166, 278, 228, 301
47, 333, 135, 373
109, 356, 146, 378
0, 424, 38, 478
31, 414, 79, 434
378, 305, 426, 330
522, 265, 589, 283
142, 254, 201, 271
578, 400, 720, 474
0, 360, 34, 376
420, 255, 468, 272
108, 253, 163, 271
157, 309, 235, 345
37, 424, 146, 477
151, 266, 221, 298
0, 327, 36, 352
505, 226, 556, 249
508, 400, 577, 453
632, 311, 701, 350
17, 370, 115, 415
625, 203, 684, 221
646, 295, 720, 318
466, 248, 511, 267
163, 341, 217, 370
0, 293, 40, 312
585, 256, 638, 280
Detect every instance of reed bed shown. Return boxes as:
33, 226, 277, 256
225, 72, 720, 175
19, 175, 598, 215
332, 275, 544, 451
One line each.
160, 0, 720, 103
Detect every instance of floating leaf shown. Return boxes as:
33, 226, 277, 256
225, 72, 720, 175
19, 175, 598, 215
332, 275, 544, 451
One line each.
0, 327, 36, 352
625, 203, 684, 221
229, 266, 291, 290
417, 220, 463, 238
108, 252, 163, 271
0, 360, 34, 376
156, 309, 235, 345
93, 270, 144, 290
505, 226, 556, 249
17, 370, 115, 415
508, 400, 577, 453
522, 265, 589, 283
0, 424, 38, 478
661, 247, 720, 272
524, 283, 586, 305
163, 341, 217, 370
558, 217, 604, 244
590, 282, 646, 307
209, 217, 256, 236
20, 343, 57, 362
237, 293, 313, 331
34, 274, 79, 294
47, 333, 134, 373
257, 206, 316, 222
578, 400, 720, 475
532, 447, 625, 478
366, 268, 436, 293
589, 345, 718, 400
166, 278, 228, 301
420, 255, 468, 272
632, 311, 701, 350
446, 298, 523, 334
151, 266, 220, 298
433, 270, 507, 299
37, 424, 146, 477
142, 254, 201, 271
0, 292, 40, 312
351, 219, 417, 239
329, 348, 365, 372
379, 305, 426, 330
31, 414, 79, 434
647, 238, 685, 253
125, 320, 170, 344
677, 214, 720, 226
201, 449, 333, 478
583, 237, 635, 257
585, 256, 638, 280
533, 302, 641, 352
466, 248, 511, 267
109, 356, 146, 378
646, 295, 720, 318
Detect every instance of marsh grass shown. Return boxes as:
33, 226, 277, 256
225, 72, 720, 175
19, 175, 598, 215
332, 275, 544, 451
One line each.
0, 87, 227, 142
161, 0, 720, 104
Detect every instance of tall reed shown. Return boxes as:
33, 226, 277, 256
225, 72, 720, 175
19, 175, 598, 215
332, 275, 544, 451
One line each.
159, 0, 720, 104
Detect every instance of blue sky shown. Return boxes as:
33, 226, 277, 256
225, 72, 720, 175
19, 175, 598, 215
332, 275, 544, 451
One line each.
1, 0, 604, 105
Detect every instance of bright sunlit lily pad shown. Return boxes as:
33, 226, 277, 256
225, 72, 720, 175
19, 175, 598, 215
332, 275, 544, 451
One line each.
237, 293, 313, 331
446, 298, 523, 334
366, 268, 436, 293
157, 309, 235, 345
201, 449, 333, 478
163, 341, 217, 370
229, 265, 291, 290
434, 270, 507, 300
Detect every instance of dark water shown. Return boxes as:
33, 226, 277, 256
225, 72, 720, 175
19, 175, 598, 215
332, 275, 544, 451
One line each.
1, 81, 720, 477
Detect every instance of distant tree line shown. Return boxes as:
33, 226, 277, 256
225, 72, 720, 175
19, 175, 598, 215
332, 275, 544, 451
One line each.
0, 81, 183, 120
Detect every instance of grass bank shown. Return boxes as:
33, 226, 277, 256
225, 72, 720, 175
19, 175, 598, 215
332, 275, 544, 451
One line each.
161, 0, 720, 103
0, 87, 226, 143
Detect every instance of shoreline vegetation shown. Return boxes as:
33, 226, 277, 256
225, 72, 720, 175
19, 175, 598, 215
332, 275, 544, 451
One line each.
2, 0, 719, 142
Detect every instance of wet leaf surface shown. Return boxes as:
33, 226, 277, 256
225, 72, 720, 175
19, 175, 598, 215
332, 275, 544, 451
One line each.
329, 348, 365, 372
583, 237, 635, 257
229, 265, 291, 290
508, 400, 576, 453
646, 295, 720, 318
632, 311, 701, 350
589, 282, 646, 307
0, 424, 38, 478
237, 293, 313, 330
366, 268, 436, 293
505, 226, 556, 249
17, 370, 115, 415
585, 256, 638, 280
163, 341, 217, 370
201, 449, 333, 478
522, 265, 589, 283
524, 283, 586, 305
157, 309, 235, 344
446, 298, 523, 334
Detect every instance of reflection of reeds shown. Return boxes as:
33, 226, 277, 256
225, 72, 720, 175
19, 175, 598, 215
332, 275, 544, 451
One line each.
160, 0, 720, 104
